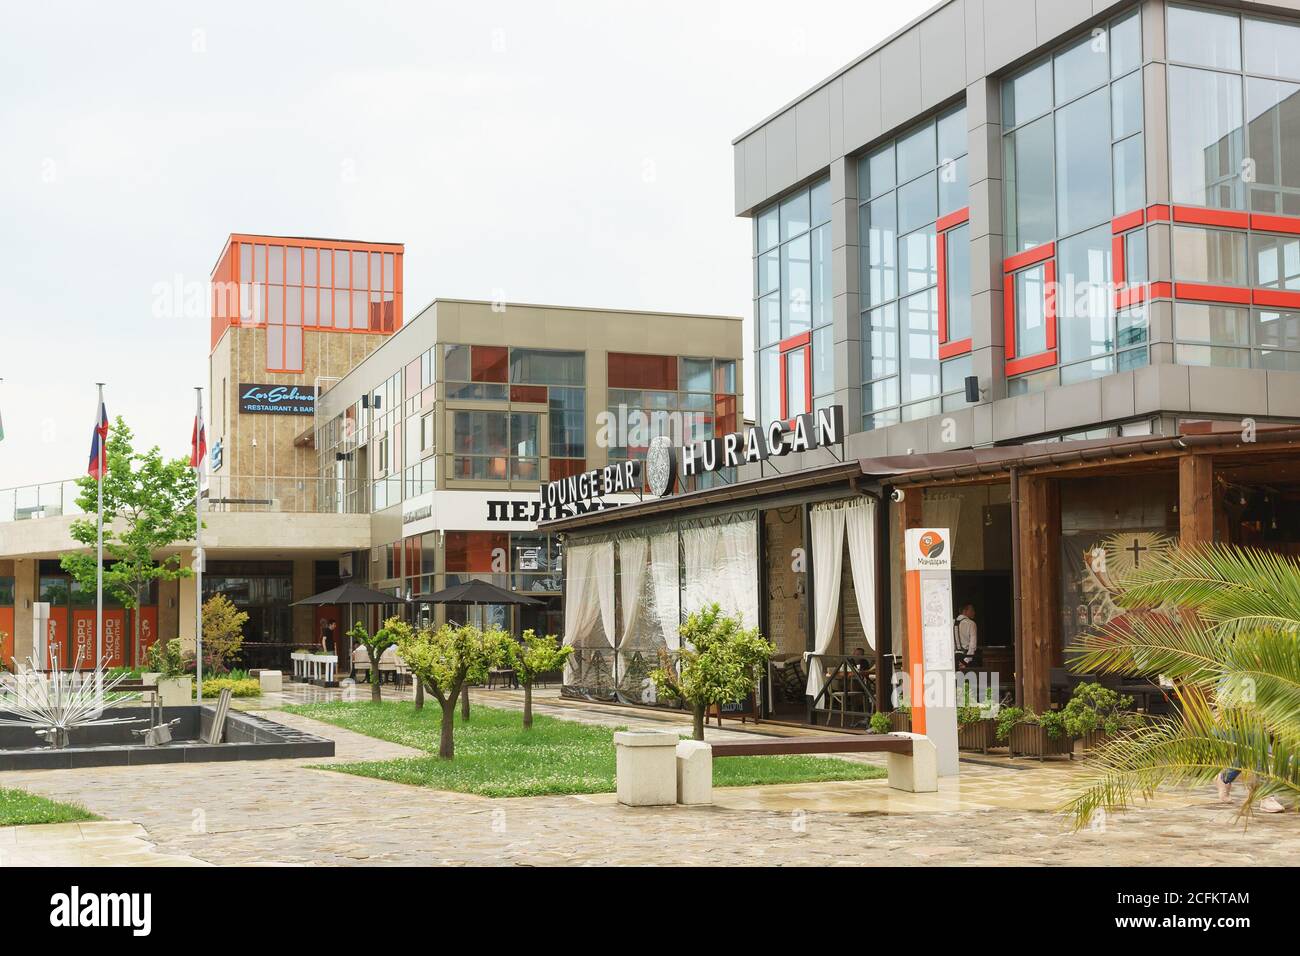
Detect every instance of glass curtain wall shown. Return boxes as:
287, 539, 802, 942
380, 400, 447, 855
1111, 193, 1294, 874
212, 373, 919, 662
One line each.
858, 104, 970, 427
1001, 8, 1147, 395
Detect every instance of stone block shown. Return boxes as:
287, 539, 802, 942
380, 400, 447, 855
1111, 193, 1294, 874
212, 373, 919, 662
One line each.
886, 732, 939, 793
675, 740, 713, 805
614, 730, 678, 807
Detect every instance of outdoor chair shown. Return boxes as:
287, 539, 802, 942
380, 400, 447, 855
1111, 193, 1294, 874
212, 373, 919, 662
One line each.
378, 646, 399, 684
352, 646, 372, 682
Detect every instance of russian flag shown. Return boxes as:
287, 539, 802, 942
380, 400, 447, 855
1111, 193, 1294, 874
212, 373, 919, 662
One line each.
190, 413, 207, 469
87, 400, 109, 480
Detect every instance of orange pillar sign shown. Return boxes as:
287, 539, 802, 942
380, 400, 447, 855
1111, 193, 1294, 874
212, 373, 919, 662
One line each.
904, 528, 959, 776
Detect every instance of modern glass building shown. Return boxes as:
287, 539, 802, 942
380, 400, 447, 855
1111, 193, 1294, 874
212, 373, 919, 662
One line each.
550, 0, 1300, 721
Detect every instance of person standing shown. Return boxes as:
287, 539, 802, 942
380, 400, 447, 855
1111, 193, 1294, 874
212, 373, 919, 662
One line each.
954, 603, 978, 671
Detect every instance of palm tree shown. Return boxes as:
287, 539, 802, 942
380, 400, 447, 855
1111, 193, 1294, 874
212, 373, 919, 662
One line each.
1064, 544, 1300, 828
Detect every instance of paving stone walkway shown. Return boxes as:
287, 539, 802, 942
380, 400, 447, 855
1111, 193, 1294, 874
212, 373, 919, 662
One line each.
2, 685, 1295, 866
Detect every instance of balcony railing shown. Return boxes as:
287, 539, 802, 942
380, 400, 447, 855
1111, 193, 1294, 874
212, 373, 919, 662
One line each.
0, 475, 406, 522
0, 480, 86, 522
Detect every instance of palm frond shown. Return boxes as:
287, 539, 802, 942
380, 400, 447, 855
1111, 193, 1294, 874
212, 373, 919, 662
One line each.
1116, 544, 1300, 637
1064, 694, 1300, 829
1067, 609, 1224, 685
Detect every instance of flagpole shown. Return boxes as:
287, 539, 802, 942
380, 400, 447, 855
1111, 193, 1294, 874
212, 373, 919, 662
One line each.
194, 387, 204, 702
95, 383, 105, 673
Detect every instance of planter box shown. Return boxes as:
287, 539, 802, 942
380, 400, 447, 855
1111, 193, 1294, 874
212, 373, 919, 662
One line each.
1008, 722, 1074, 760
889, 711, 912, 733
1079, 729, 1114, 752
156, 677, 192, 707
957, 718, 997, 753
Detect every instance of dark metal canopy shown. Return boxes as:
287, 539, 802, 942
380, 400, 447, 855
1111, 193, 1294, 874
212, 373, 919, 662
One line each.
291, 582, 409, 607
419, 580, 542, 606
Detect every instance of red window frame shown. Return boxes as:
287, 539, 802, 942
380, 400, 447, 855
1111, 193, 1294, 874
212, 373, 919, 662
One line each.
1112, 203, 1300, 312
936, 206, 972, 359
1002, 242, 1058, 376
777, 331, 812, 422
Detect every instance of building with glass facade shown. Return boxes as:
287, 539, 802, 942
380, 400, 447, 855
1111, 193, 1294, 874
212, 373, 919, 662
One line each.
0, 275, 741, 672
549, 0, 1300, 721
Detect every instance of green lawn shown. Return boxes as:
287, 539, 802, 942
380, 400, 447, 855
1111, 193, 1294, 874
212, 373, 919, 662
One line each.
284, 700, 885, 798
0, 788, 99, 826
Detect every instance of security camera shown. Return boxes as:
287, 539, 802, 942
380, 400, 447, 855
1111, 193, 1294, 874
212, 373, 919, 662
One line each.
890, 488, 905, 503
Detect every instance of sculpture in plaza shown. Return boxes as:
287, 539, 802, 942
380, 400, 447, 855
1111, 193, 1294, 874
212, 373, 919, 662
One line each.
0, 648, 141, 749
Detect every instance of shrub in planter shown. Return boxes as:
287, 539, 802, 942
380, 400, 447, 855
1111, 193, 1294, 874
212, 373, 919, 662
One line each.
956, 693, 999, 753
998, 706, 1074, 759
195, 677, 262, 699
869, 711, 892, 735
1062, 681, 1137, 750
889, 705, 912, 733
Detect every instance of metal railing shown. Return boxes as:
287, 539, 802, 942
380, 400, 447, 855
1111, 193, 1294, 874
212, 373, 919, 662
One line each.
0, 475, 408, 521
0, 480, 86, 522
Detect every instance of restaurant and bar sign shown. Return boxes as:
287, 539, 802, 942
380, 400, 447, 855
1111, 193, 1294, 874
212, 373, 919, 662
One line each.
541, 404, 846, 504
238, 383, 317, 415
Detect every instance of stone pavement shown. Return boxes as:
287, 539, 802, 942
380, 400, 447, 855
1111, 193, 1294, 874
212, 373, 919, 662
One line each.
1, 684, 1295, 866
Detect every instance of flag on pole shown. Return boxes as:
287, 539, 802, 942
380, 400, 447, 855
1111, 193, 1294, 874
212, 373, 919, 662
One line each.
87, 399, 109, 479
190, 412, 207, 469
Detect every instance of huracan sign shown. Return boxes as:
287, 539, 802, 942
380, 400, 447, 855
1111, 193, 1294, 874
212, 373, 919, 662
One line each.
542, 405, 847, 505
238, 383, 317, 415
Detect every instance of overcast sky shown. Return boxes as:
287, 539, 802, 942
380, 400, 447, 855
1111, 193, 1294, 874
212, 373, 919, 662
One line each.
0, 0, 931, 489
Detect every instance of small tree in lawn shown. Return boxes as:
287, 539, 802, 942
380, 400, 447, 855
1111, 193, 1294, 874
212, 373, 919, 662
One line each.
61, 418, 197, 666
396, 623, 513, 759
200, 593, 248, 676
349, 617, 411, 703
651, 603, 775, 741
507, 629, 572, 729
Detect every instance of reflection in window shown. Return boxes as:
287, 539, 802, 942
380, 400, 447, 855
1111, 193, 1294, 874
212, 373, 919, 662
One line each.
753, 178, 831, 423
858, 103, 968, 429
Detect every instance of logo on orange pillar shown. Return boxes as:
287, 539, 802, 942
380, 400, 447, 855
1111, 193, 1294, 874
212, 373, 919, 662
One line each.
917, 530, 945, 560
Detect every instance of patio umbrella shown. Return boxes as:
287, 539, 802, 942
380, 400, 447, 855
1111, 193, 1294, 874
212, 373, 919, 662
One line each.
418, 580, 542, 710
291, 582, 409, 669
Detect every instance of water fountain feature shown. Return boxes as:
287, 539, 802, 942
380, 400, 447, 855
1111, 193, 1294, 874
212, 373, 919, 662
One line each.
0, 651, 335, 771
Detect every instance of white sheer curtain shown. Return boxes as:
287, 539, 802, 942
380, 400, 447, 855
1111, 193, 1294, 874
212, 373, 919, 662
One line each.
562, 540, 616, 685
806, 504, 846, 700
682, 519, 758, 630
649, 531, 681, 652
844, 497, 878, 652
617, 537, 649, 663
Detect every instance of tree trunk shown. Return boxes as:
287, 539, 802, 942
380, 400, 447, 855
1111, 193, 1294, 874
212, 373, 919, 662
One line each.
438, 699, 456, 759
693, 702, 706, 741
461, 682, 470, 720
523, 680, 533, 729
414, 675, 424, 710
370, 665, 382, 703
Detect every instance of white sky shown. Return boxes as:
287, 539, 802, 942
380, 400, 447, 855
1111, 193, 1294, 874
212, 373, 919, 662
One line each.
0, 0, 932, 489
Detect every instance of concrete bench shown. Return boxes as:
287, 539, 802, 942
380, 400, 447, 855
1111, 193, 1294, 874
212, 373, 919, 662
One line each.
258, 670, 283, 693
614, 731, 939, 807
709, 732, 937, 793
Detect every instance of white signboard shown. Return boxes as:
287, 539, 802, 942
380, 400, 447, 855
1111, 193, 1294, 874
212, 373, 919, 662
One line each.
904, 527, 959, 777
401, 490, 640, 536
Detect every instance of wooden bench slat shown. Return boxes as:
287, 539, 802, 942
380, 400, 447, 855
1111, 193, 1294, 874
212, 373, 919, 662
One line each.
710, 736, 912, 758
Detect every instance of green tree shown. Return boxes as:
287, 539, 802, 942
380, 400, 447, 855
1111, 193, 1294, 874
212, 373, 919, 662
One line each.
650, 603, 775, 741
349, 616, 411, 704
506, 629, 573, 729
396, 623, 513, 759
1065, 544, 1300, 826
200, 593, 248, 674
61, 418, 197, 667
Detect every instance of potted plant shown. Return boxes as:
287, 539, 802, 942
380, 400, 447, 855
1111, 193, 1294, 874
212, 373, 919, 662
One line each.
956, 689, 999, 753
146, 638, 192, 707
1062, 682, 1137, 751
887, 702, 912, 732
997, 706, 1074, 760
869, 710, 892, 735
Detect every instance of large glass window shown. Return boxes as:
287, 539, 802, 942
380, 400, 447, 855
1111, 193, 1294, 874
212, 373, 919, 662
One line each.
1003, 9, 1148, 395
857, 103, 969, 429
1168, 4, 1300, 215
1003, 9, 1143, 255
754, 179, 832, 422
